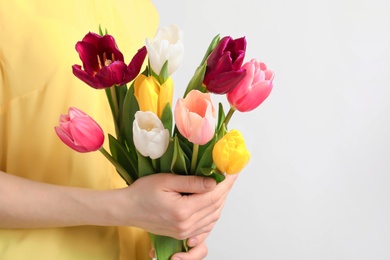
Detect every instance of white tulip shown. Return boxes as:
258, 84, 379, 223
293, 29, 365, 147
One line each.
145, 24, 184, 76
132, 111, 170, 159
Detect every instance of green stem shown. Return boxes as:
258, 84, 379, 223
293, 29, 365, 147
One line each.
149, 233, 187, 260
99, 147, 133, 185
190, 144, 199, 175
223, 107, 236, 129
105, 86, 120, 137
110, 86, 119, 121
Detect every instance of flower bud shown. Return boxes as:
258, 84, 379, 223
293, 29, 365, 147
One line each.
145, 24, 184, 76
134, 74, 173, 118
212, 129, 250, 174
174, 90, 216, 145
133, 111, 170, 159
227, 59, 274, 112
203, 36, 247, 94
55, 107, 104, 153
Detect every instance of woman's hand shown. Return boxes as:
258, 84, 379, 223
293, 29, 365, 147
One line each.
144, 173, 238, 259
114, 173, 237, 240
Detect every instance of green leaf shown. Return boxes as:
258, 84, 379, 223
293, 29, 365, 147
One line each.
183, 62, 207, 97
195, 136, 216, 176
136, 150, 155, 178
120, 83, 139, 159
105, 87, 120, 137
160, 103, 173, 135
216, 102, 226, 131
216, 102, 227, 139
108, 134, 138, 182
158, 60, 169, 84
200, 168, 226, 183
200, 34, 221, 65
171, 135, 189, 175
116, 84, 128, 130
183, 34, 220, 97
159, 139, 174, 173
99, 146, 134, 185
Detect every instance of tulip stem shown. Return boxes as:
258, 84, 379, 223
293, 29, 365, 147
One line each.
190, 144, 199, 175
99, 147, 133, 185
110, 86, 119, 121
105, 86, 120, 137
223, 107, 236, 128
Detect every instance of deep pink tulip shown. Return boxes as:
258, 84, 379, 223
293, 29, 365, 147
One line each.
72, 32, 147, 89
175, 90, 216, 145
55, 107, 104, 153
203, 36, 247, 94
227, 59, 274, 112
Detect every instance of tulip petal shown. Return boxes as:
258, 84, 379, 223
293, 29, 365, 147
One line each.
146, 24, 184, 75
95, 61, 127, 87
121, 46, 147, 84
97, 35, 124, 62
55, 107, 104, 153
132, 111, 170, 159
203, 36, 246, 94
206, 69, 246, 94
75, 41, 100, 76
72, 65, 106, 89
212, 130, 250, 174
174, 90, 216, 145
235, 80, 273, 112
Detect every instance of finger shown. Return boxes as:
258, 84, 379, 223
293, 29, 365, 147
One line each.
187, 232, 209, 247
181, 173, 237, 217
165, 175, 217, 194
180, 185, 232, 238
149, 248, 155, 258
170, 242, 208, 260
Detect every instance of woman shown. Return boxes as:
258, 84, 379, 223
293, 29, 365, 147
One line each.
0, 1, 236, 259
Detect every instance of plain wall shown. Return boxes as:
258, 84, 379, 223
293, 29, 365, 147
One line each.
152, 0, 390, 259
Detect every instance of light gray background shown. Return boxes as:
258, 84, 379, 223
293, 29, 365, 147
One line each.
152, 0, 390, 259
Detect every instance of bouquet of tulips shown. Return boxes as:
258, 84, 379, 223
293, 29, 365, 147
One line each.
55, 24, 274, 259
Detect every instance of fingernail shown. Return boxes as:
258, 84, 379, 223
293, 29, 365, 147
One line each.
171, 257, 181, 260
187, 237, 197, 247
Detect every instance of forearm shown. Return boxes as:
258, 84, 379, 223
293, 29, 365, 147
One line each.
0, 171, 118, 228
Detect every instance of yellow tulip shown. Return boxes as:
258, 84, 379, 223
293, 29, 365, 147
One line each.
212, 129, 250, 174
134, 74, 173, 118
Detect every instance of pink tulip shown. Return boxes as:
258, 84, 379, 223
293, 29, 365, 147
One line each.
227, 59, 274, 112
55, 107, 104, 153
174, 90, 216, 145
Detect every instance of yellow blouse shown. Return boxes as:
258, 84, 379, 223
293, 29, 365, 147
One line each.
0, 1, 159, 259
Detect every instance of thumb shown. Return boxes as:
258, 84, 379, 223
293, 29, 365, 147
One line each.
167, 175, 217, 194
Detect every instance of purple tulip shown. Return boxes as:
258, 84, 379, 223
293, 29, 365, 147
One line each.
72, 32, 146, 89
203, 36, 247, 94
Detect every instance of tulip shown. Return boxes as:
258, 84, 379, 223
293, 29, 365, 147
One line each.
145, 24, 184, 76
72, 32, 147, 89
54, 107, 104, 153
174, 90, 216, 145
133, 111, 170, 159
134, 74, 173, 118
227, 59, 274, 112
212, 129, 250, 174
203, 36, 247, 94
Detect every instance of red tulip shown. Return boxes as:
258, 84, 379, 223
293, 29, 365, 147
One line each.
55, 107, 104, 153
227, 59, 274, 112
203, 36, 247, 94
72, 32, 146, 89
